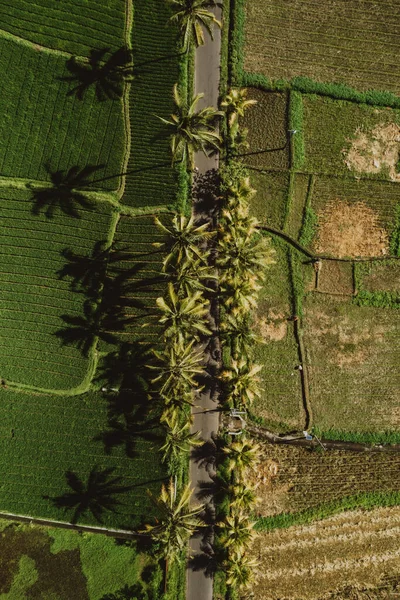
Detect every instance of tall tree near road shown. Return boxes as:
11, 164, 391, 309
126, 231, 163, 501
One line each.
167, 0, 222, 52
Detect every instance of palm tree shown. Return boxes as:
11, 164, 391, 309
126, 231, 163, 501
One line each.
220, 313, 262, 359
170, 256, 217, 297
142, 480, 203, 564
228, 482, 259, 512
157, 84, 222, 165
226, 550, 259, 589
153, 213, 214, 268
160, 412, 202, 463
218, 512, 255, 552
150, 338, 204, 399
221, 88, 257, 127
222, 438, 260, 477
156, 283, 211, 342
221, 359, 262, 406
224, 175, 256, 209
220, 274, 261, 315
167, 0, 222, 52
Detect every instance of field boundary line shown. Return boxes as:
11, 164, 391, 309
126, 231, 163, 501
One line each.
0, 510, 140, 539
115, 0, 134, 200
0, 26, 84, 60
259, 225, 400, 263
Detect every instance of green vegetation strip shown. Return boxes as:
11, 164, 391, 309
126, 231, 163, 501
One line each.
313, 428, 400, 445
255, 491, 400, 532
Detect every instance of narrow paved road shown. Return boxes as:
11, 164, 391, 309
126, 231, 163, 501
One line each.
186, 7, 222, 600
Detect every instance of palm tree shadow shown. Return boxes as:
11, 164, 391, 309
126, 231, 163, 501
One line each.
61, 47, 134, 101
192, 168, 221, 216
94, 342, 163, 458
44, 466, 134, 524
29, 163, 106, 219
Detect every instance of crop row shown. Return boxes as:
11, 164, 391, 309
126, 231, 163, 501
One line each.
122, 0, 181, 209
0, 36, 125, 189
0, 0, 126, 56
256, 442, 400, 516
244, 0, 400, 92
0, 387, 164, 528
0, 189, 114, 390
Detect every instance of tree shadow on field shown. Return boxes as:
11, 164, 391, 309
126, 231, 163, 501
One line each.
61, 47, 134, 101
44, 466, 134, 524
55, 242, 165, 357
94, 342, 162, 458
29, 163, 106, 219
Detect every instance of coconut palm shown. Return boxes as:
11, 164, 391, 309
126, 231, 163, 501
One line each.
157, 84, 222, 165
222, 438, 260, 476
228, 482, 259, 512
218, 512, 255, 552
160, 412, 202, 463
153, 213, 214, 268
221, 88, 257, 126
167, 0, 222, 51
224, 175, 256, 209
156, 283, 211, 342
150, 338, 204, 399
220, 313, 262, 359
142, 480, 203, 563
226, 550, 259, 589
218, 226, 275, 283
221, 359, 263, 406
171, 256, 217, 297
220, 275, 261, 315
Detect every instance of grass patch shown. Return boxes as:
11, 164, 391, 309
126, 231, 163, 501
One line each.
303, 294, 400, 432
284, 173, 310, 239
243, 0, 400, 94
0, 0, 126, 56
249, 171, 290, 228
251, 441, 400, 522
302, 95, 400, 179
288, 90, 305, 169
241, 88, 289, 171
123, 0, 184, 209
0, 518, 161, 599
252, 236, 304, 430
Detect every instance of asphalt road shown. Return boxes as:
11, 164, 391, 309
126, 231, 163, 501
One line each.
186, 7, 222, 600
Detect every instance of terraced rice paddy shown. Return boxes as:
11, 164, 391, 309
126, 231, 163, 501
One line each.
0, 0, 126, 56
0, 0, 179, 530
251, 506, 400, 599
243, 0, 400, 92
0, 387, 164, 529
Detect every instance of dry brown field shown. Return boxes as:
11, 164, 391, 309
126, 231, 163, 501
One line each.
251, 506, 400, 599
250, 443, 400, 517
244, 0, 400, 92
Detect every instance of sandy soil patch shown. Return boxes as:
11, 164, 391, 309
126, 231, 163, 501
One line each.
344, 122, 400, 182
314, 200, 389, 258
256, 310, 287, 341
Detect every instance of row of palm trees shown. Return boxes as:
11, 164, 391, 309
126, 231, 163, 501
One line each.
214, 93, 275, 594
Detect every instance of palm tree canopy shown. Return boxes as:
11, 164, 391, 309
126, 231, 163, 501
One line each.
142, 480, 203, 561
157, 84, 222, 164
167, 0, 222, 50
